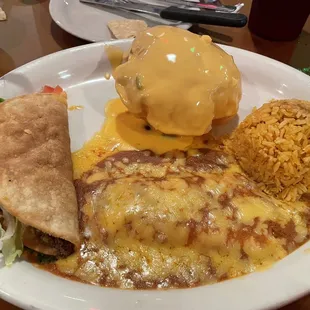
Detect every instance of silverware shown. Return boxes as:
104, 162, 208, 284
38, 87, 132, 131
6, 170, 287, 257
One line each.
198, 0, 244, 13
80, 0, 248, 27
147, 0, 244, 13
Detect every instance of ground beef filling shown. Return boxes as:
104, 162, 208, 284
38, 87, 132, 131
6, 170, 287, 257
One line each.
33, 228, 74, 258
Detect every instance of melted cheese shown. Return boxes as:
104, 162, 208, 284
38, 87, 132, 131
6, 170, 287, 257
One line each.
114, 26, 241, 136
72, 99, 199, 178
58, 149, 310, 288
105, 45, 124, 72
68, 105, 84, 111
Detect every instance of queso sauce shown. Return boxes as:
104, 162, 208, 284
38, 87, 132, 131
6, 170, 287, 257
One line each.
113, 26, 241, 136
37, 100, 310, 288
71, 98, 208, 179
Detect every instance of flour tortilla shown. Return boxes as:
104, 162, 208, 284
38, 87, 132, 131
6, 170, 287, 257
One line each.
0, 93, 79, 255
108, 19, 148, 39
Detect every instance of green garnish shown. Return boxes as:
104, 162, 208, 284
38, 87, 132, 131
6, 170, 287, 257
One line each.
301, 67, 310, 76
0, 210, 24, 266
136, 75, 144, 90
0, 98, 5, 103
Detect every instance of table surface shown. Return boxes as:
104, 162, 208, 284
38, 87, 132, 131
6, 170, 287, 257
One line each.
0, 0, 310, 309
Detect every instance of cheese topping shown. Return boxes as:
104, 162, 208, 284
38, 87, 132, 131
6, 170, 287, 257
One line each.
114, 26, 241, 136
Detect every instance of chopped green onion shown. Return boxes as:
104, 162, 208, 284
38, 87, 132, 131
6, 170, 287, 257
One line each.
136, 75, 144, 90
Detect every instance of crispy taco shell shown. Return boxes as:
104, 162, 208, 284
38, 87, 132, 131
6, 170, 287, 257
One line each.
0, 93, 79, 256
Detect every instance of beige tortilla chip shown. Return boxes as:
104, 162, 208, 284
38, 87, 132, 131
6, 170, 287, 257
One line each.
0, 7, 6, 21
108, 19, 148, 39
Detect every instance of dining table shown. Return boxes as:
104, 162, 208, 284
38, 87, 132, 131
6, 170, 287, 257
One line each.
0, 0, 310, 309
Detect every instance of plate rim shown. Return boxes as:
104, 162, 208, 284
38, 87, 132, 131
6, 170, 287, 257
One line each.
1, 39, 132, 80
2, 39, 309, 83
1, 41, 310, 310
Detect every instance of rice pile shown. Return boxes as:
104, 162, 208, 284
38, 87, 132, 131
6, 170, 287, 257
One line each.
226, 99, 310, 202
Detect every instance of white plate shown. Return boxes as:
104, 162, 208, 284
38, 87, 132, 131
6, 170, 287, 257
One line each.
1, 40, 310, 310
49, 0, 191, 42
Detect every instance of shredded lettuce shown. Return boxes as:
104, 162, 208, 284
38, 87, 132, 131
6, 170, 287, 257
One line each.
0, 98, 5, 103
0, 208, 23, 266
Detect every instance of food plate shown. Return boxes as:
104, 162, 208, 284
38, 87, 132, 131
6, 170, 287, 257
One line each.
1, 39, 310, 310
49, 0, 192, 42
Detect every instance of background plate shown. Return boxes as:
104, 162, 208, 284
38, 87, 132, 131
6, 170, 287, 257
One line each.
0, 40, 310, 310
49, 0, 192, 42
